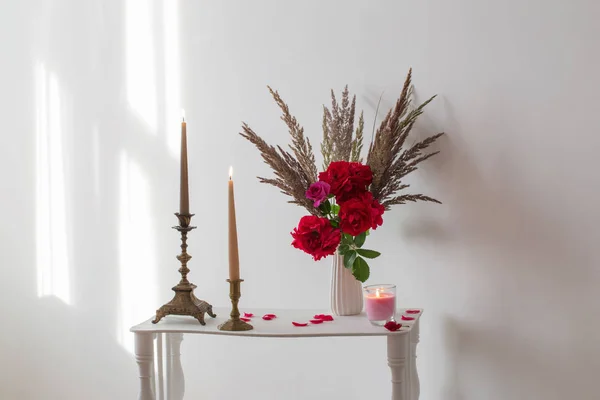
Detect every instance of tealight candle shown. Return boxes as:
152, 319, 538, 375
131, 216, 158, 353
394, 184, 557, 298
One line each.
364, 284, 396, 326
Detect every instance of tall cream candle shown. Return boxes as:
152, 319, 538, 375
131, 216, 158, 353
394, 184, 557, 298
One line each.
180, 110, 189, 215
228, 167, 240, 280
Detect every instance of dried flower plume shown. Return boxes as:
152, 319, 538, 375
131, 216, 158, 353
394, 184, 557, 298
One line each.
240, 69, 443, 214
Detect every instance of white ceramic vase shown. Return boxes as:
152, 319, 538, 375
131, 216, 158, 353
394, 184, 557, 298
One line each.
330, 253, 363, 316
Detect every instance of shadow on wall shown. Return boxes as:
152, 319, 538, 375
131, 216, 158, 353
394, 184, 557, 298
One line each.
402, 98, 600, 400
1, 1, 185, 399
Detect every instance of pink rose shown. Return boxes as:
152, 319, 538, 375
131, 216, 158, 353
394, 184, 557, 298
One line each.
305, 181, 331, 207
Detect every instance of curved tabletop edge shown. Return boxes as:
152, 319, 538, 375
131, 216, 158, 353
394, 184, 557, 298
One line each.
130, 308, 423, 338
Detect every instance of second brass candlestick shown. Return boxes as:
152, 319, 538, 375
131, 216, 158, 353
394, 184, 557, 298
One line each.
218, 279, 253, 331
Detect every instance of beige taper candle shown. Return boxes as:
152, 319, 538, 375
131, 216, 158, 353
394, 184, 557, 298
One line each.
180, 112, 189, 215
228, 167, 240, 280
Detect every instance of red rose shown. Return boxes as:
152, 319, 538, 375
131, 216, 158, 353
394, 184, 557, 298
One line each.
369, 196, 385, 230
348, 162, 373, 190
318, 161, 351, 198
319, 161, 373, 203
339, 192, 385, 235
291, 216, 341, 261
339, 195, 373, 236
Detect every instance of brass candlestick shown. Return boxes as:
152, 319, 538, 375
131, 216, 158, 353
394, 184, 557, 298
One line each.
218, 279, 253, 331
153, 213, 216, 325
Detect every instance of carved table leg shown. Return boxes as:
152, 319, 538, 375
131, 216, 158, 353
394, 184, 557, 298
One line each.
167, 333, 185, 400
388, 334, 408, 400
135, 332, 156, 400
409, 320, 421, 400
157, 333, 164, 400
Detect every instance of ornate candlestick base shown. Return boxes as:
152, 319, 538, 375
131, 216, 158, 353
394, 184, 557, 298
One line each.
218, 279, 253, 331
152, 284, 216, 325
153, 213, 216, 325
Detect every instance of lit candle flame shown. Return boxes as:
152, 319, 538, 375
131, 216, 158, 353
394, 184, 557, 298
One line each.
229, 166, 233, 180
376, 288, 381, 298
182, 109, 186, 122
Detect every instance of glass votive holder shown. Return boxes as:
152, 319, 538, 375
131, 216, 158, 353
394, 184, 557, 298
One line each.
363, 284, 396, 326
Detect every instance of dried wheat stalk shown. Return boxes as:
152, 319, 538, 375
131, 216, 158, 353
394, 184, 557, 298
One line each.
240, 122, 319, 215
268, 86, 318, 183
367, 69, 444, 209
350, 112, 364, 162
321, 86, 359, 168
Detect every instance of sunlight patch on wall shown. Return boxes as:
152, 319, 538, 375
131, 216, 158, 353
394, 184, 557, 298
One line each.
116, 150, 158, 353
126, 0, 158, 132
164, 0, 182, 156
35, 62, 72, 305
92, 125, 100, 197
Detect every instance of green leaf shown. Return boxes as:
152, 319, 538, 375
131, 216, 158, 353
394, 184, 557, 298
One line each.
331, 204, 340, 215
337, 243, 350, 255
330, 220, 339, 228
319, 200, 331, 215
352, 256, 370, 282
356, 249, 381, 259
341, 233, 354, 247
354, 232, 367, 248
344, 251, 357, 269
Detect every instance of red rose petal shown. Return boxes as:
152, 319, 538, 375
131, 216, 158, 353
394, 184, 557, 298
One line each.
243, 313, 254, 318
262, 315, 273, 321
384, 321, 402, 332
292, 322, 308, 327
240, 317, 251, 322
401, 315, 415, 321
310, 319, 324, 324
406, 310, 421, 314
313, 314, 333, 321
264, 314, 277, 318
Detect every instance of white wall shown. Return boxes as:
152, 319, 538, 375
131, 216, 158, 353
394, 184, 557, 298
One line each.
1, 0, 599, 399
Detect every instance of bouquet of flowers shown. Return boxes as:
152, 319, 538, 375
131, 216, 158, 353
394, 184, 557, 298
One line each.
240, 70, 443, 282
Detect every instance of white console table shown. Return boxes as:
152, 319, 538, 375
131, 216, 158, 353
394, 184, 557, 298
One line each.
131, 308, 422, 400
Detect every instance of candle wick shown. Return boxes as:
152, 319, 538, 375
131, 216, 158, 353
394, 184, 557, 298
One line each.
182, 116, 185, 122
